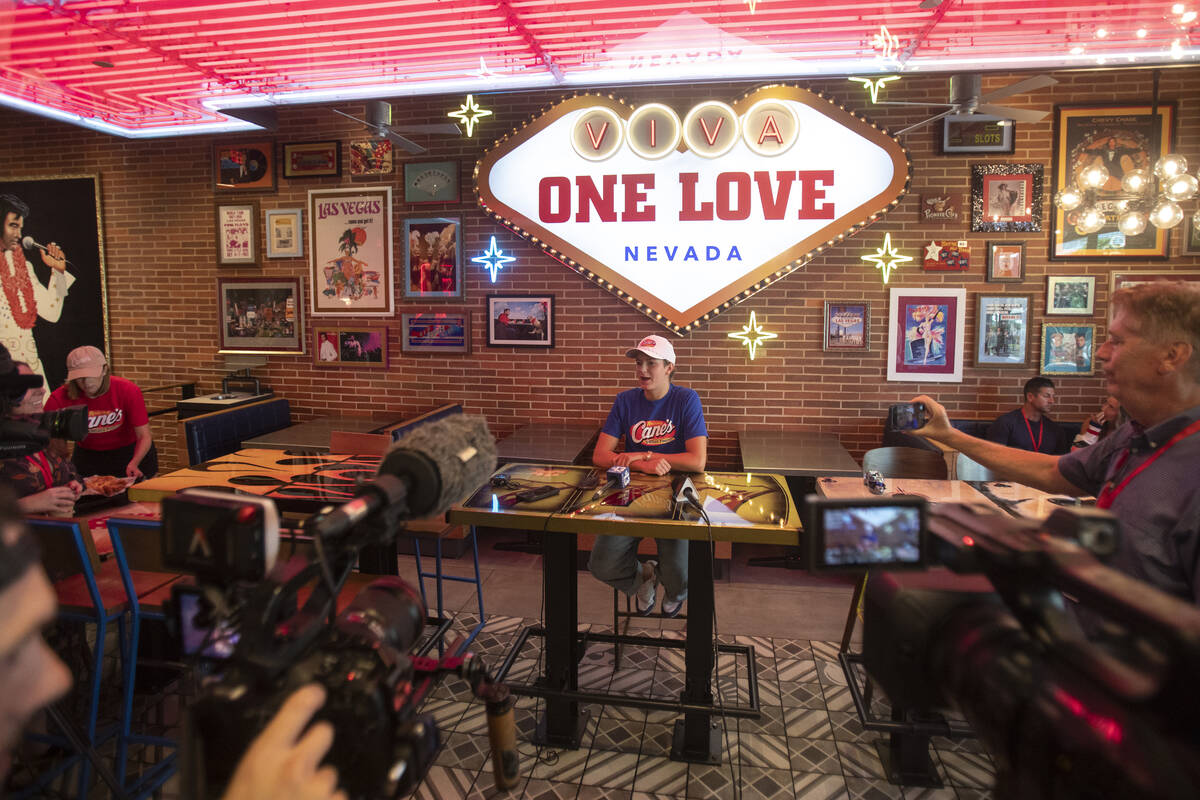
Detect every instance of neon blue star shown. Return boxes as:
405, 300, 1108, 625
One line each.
471, 235, 516, 282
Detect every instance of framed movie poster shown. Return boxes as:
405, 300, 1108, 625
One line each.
1110, 271, 1200, 293
886, 288, 965, 383
400, 311, 470, 354
314, 326, 387, 368
1046, 276, 1096, 315
823, 301, 869, 351
0, 175, 108, 387
282, 141, 341, 179
1041, 323, 1095, 376
403, 161, 460, 203
265, 208, 302, 259
215, 202, 258, 266
971, 163, 1043, 232
975, 294, 1032, 368
217, 277, 304, 355
941, 114, 1015, 154
986, 242, 1025, 282
307, 187, 394, 317
349, 140, 393, 176
214, 141, 275, 191
1183, 215, 1200, 256
1051, 104, 1175, 259
403, 217, 462, 299
486, 295, 554, 348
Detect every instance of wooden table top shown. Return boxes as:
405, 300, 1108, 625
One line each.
496, 423, 600, 466
816, 476, 992, 506
737, 430, 861, 477
241, 415, 402, 452
970, 480, 1093, 519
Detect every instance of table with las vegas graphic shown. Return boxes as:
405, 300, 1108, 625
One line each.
448, 463, 802, 764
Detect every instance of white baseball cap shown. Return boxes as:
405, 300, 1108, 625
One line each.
625, 334, 676, 363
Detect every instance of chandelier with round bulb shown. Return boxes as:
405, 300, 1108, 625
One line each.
1054, 152, 1200, 238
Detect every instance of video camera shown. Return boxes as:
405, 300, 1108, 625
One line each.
805, 496, 1200, 799
0, 365, 89, 458
161, 414, 521, 799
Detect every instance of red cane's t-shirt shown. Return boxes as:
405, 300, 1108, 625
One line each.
44, 376, 149, 452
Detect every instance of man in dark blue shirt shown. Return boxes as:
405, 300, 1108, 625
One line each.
987, 376, 1071, 455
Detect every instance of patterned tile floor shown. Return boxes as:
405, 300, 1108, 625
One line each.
409, 612, 996, 800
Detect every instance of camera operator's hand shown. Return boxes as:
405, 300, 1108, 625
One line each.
222, 684, 346, 800
17, 485, 78, 517
911, 395, 953, 441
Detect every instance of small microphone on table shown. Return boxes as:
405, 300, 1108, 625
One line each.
21, 236, 74, 268
672, 475, 703, 510
593, 464, 630, 499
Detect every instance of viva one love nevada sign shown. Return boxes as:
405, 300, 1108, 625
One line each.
476, 85, 911, 333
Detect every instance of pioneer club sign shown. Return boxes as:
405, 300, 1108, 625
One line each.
476, 85, 910, 332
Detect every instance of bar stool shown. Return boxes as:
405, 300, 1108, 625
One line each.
409, 521, 486, 650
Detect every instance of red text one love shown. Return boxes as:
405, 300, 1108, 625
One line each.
537, 171, 835, 223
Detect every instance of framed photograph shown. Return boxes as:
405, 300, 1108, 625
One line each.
886, 288, 965, 383
307, 187, 394, 316
1110, 271, 1200, 293
487, 295, 554, 348
921, 240, 971, 271
823, 301, 869, 351
1046, 276, 1096, 315
971, 163, 1043, 232
314, 326, 387, 368
403, 160, 460, 204
282, 141, 341, 179
941, 114, 1015, 154
214, 141, 274, 191
215, 202, 258, 266
975, 294, 1032, 368
1183, 215, 1200, 256
917, 192, 963, 226
1041, 324, 1095, 376
403, 217, 462, 299
1051, 104, 1175, 259
0, 175, 108, 387
265, 208, 302, 258
349, 140, 393, 176
400, 311, 470, 354
217, 277, 304, 355
986, 242, 1025, 282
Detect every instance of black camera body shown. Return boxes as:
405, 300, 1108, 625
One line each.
0, 404, 89, 458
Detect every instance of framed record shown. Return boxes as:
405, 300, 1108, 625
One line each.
214, 141, 275, 191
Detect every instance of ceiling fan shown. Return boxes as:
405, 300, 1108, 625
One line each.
881, 73, 1059, 136
333, 100, 461, 154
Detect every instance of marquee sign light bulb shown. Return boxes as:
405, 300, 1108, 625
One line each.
448, 94, 493, 137
849, 76, 899, 104
860, 232, 913, 285
471, 235, 516, 281
727, 310, 778, 360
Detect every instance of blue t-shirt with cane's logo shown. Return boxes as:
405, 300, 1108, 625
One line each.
601, 384, 707, 454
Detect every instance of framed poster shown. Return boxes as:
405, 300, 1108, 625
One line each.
1051, 104, 1175, 259
922, 240, 970, 271
971, 163, 1043, 232
217, 277, 304, 355
486, 295, 554, 347
1041, 323, 1095, 376
0, 175, 108, 387
314, 326, 387, 368
349, 140, 393, 176
282, 141, 341, 179
917, 192, 963, 227
215, 202, 258, 266
403, 217, 462, 299
265, 208, 302, 259
1110, 271, 1200, 293
403, 160, 460, 203
400, 311, 470, 354
823, 301, 869, 351
307, 187, 394, 317
886, 288, 965, 383
975, 294, 1032, 368
214, 141, 275, 191
1183, 215, 1200, 256
941, 114, 1014, 154
986, 242, 1025, 282
1046, 276, 1096, 315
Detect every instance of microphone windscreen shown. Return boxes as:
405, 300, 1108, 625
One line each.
380, 414, 497, 518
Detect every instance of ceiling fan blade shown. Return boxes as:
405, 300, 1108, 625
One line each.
332, 108, 373, 128
977, 74, 1058, 104
875, 101, 959, 108
384, 129, 427, 155
894, 108, 958, 137
976, 104, 1050, 123
391, 122, 462, 135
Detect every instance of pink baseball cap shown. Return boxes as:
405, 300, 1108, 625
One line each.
66, 345, 107, 382
625, 334, 676, 363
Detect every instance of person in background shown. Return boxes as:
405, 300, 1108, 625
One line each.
589, 335, 707, 617
1073, 395, 1122, 449
987, 376, 1071, 455
42, 345, 158, 480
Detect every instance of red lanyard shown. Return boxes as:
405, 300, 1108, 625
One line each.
1022, 412, 1044, 452
1096, 418, 1200, 509
26, 452, 53, 490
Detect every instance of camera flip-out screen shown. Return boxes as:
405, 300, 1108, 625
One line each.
809, 496, 927, 571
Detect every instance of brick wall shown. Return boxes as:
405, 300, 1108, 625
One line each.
3, 67, 1198, 472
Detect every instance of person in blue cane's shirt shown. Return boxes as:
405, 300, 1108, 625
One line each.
589, 335, 707, 617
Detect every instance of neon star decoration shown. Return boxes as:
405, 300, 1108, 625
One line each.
727, 311, 778, 360
872, 25, 900, 60
448, 94, 493, 137
471, 235, 516, 282
849, 76, 899, 104
860, 233, 913, 285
